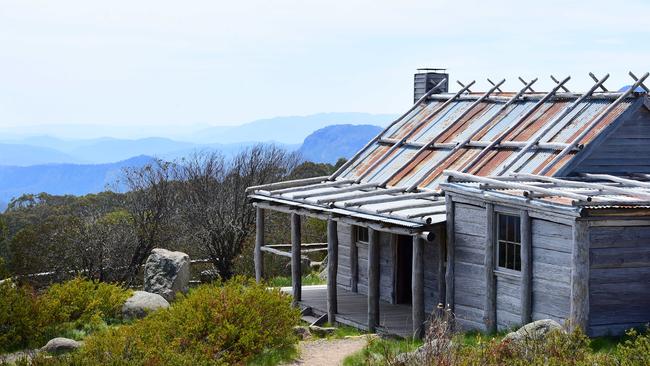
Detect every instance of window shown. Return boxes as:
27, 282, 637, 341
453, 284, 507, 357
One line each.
355, 226, 369, 243
497, 214, 521, 271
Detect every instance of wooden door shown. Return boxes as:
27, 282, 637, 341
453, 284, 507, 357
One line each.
395, 235, 413, 304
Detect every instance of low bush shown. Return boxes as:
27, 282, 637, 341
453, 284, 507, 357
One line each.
0, 280, 40, 352
0, 277, 130, 353
62, 277, 300, 365
343, 311, 650, 366
39, 277, 130, 332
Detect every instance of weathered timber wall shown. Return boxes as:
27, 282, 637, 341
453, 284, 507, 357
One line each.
337, 223, 353, 290
336, 223, 441, 309
572, 104, 650, 174
496, 274, 521, 330
453, 202, 487, 331
588, 223, 650, 336
423, 225, 442, 313
531, 218, 572, 325
345, 230, 393, 303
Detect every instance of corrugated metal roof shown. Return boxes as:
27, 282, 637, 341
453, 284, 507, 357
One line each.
442, 171, 650, 210
249, 74, 650, 229
337, 92, 641, 190
249, 180, 445, 228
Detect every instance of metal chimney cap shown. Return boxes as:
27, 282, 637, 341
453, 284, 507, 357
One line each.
416, 68, 447, 73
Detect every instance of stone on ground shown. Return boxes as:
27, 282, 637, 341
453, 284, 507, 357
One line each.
503, 319, 564, 344
293, 325, 312, 340
308, 325, 336, 337
40, 338, 81, 354
122, 290, 170, 319
144, 248, 190, 301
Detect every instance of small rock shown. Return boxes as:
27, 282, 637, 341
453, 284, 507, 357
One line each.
503, 319, 564, 344
199, 269, 219, 283
395, 340, 453, 364
293, 325, 311, 340
40, 338, 81, 354
144, 248, 190, 301
309, 325, 336, 337
122, 291, 170, 320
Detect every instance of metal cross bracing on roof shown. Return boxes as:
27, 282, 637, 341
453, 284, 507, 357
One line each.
334, 72, 649, 192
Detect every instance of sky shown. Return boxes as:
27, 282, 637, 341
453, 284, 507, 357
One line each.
1, 0, 649, 132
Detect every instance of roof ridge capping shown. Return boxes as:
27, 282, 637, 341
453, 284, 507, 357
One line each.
427, 71, 649, 100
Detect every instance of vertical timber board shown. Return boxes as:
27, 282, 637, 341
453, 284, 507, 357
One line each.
437, 224, 446, 307
327, 219, 338, 323
412, 236, 425, 339
445, 196, 456, 312
520, 211, 533, 324
291, 213, 302, 306
368, 228, 381, 332
570, 220, 589, 332
531, 218, 572, 323
254, 207, 264, 282
484, 203, 496, 333
335, 224, 351, 290
350, 225, 358, 292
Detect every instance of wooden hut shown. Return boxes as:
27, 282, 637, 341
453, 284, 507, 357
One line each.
441, 171, 650, 336
247, 71, 650, 338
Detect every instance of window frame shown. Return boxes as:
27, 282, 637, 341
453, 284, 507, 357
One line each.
495, 212, 522, 273
355, 225, 369, 244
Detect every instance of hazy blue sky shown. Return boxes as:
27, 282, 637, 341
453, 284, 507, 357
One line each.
1, 0, 649, 129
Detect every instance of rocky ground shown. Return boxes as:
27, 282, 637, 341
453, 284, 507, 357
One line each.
283, 336, 368, 366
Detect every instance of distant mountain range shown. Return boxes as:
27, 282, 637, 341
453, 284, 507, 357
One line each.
189, 112, 393, 144
298, 124, 382, 164
0, 121, 389, 209
0, 156, 154, 209
0, 112, 395, 166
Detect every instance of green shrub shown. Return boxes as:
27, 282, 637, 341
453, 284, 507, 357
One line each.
615, 327, 650, 366
0, 277, 130, 353
70, 277, 300, 365
39, 277, 131, 331
0, 280, 40, 352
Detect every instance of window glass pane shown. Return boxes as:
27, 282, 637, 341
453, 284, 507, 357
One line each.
356, 226, 369, 242
507, 215, 515, 242
499, 215, 507, 240
496, 213, 522, 272
514, 244, 521, 271
498, 241, 506, 268
514, 217, 521, 242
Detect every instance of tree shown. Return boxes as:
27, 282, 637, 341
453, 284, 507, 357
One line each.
119, 159, 178, 284
177, 145, 299, 278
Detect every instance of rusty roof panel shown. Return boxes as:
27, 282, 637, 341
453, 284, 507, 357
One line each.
337, 90, 642, 192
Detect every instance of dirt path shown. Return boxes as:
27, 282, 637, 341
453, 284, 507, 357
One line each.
284, 336, 368, 366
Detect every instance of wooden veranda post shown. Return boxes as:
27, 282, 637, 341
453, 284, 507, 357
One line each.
327, 219, 338, 323
437, 226, 446, 307
445, 197, 455, 312
368, 228, 380, 332
570, 220, 589, 332
520, 211, 533, 324
484, 203, 497, 333
350, 227, 358, 293
412, 236, 425, 339
254, 207, 264, 283
291, 213, 302, 306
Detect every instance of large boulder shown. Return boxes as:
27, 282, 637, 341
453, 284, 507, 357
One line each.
503, 319, 564, 344
40, 338, 81, 354
122, 291, 170, 320
144, 248, 190, 301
